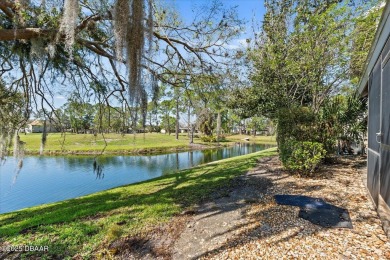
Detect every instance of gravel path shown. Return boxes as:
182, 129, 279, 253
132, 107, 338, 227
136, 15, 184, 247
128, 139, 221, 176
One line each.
172, 159, 272, 259
172, 156, 390, 259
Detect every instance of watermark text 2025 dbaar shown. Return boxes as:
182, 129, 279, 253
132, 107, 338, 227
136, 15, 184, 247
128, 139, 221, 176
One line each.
1, 245, 49, 252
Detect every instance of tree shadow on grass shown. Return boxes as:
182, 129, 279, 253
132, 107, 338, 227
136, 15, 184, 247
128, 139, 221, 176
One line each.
0, 153, 269, 258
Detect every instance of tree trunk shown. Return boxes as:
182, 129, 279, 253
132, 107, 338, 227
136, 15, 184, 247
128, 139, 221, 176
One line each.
149, 112, 153, 133
40, 119, 47, 155
175, 98, 179, 140
167, 114, 170, 135
216, 111, 221, 144
190, 124, 194, 144
187, 103, 191, 138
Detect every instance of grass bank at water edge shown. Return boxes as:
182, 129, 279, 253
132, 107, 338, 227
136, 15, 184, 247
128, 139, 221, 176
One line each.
15, 133, 276, 155
0, 148, 277, 259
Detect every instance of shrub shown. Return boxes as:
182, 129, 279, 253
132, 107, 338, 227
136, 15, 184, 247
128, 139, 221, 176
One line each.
277, 107, 317, 146
281, 141, 326, 175
200, 135, 217, 142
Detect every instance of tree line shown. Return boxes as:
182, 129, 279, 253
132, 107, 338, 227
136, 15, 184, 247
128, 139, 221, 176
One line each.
30, 83, 274, 140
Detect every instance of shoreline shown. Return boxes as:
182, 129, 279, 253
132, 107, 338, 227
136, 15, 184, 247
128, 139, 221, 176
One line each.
2, 148, 282, 259
0, 148, 278, 216
13, 142, 276, 156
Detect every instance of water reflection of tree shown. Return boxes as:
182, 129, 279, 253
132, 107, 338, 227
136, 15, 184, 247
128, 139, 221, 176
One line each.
189, 152, 194, 167
10, 159, 23, 187
202, 149, 213, 164
176, 153, 179, 170
93, 160, 104, 179
41, 144, 270, 181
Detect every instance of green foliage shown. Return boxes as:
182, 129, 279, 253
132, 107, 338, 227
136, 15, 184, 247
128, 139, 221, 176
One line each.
226, 87, 264, 118
197, 108, 215, 136
277, 106, 317, 145
281, 141, 326, 175
160, 115, 176, 133
94, 104, 128, 134
200, 135, 217, 142
200, 135, 227, 143
237, 0, 375, 168
276, 106, 323, 170
349, 2, 383, 84
64, 99, 95, 133
0, 81, 26, 134
248, 2, 353, 118
319, 93, 367, 153
338, 94, 368, 142
277, 93, 367, 159
159, 99, 175, 134
246, 116, 267, 135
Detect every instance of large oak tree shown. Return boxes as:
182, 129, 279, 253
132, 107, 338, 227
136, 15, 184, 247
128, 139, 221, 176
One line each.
0, 0, 244, 152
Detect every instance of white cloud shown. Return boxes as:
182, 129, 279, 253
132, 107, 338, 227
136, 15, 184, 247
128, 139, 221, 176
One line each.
223, 38, 250, 50
224, 43, 240, 50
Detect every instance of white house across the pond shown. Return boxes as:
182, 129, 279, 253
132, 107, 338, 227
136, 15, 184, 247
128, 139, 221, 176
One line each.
26, 119, 58, 133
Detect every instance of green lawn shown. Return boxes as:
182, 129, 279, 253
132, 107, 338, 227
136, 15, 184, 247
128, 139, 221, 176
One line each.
0, 148, 277, 258
18, 132, 277, 154
19, 132, 194, 154
225, 134, 277, 144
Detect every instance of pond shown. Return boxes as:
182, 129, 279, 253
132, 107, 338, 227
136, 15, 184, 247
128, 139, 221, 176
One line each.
0, 143, 272, 214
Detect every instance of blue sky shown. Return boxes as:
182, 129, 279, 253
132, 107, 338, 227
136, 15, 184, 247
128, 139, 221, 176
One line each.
173, 0, 265, 23
170, 0, 266, 45
53, 0, 266, 107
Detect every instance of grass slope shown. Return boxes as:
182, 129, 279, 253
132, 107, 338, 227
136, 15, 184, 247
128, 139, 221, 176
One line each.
19, 133, 193, 154
0, 148, 277, 258
225, 134, 276, 144
17, 133, 276, 154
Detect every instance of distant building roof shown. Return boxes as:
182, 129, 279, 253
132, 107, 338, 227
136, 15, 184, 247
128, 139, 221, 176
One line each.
29, 119, 44, 126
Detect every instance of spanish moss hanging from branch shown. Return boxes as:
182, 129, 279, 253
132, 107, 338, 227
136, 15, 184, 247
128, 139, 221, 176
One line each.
151, 74, 159, 106
13, 131, 25, 169
113, 0, 130, 61
113, 0, 154, 107
147, 0, 154, 52
0, 133, 10, 162
58, 0, 79, 57
30, 38, 46, 59
127, 0, 145, 107
13, 131, 21, 158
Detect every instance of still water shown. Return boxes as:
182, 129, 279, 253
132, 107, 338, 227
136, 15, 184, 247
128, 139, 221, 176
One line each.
0, 143, 271, 214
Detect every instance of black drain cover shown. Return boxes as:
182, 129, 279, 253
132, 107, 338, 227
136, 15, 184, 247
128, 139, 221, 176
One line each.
274, 195, 352, 228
